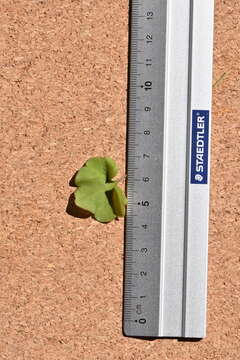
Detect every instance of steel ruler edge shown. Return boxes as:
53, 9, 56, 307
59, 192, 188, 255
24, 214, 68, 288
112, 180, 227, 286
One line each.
123, 0, 214, 338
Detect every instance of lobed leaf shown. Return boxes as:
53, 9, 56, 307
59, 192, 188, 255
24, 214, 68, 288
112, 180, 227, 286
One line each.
73, 157, 127, 223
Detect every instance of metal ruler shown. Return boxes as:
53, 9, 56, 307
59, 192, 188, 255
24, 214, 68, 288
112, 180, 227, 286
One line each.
124, 0, 214, 338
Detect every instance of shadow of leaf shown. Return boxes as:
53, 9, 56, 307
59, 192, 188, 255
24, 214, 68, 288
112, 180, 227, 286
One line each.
66, 193, 92, 219
69, 170, 78, 187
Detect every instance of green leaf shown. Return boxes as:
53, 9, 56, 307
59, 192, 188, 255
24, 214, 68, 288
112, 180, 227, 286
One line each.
73, 157, 127, 223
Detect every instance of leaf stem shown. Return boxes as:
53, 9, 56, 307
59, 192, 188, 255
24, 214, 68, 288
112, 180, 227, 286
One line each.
115, 174, 127, 184
213, 72, 226, 88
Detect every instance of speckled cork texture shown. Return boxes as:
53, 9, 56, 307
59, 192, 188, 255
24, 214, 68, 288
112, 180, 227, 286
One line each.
0, 0, 239, 359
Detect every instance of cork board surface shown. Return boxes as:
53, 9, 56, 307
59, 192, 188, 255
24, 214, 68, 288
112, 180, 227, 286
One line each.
0, 0, 239, 359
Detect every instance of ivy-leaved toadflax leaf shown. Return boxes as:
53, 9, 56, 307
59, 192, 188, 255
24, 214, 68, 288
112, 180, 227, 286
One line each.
73, 157, 127, 223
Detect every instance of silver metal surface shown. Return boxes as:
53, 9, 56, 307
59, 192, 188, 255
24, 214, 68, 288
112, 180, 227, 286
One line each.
123, 0, 214, 338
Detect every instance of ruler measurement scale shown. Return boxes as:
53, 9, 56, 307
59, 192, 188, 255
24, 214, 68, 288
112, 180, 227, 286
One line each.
124, 0, 214, 338
125, 0, 167, 336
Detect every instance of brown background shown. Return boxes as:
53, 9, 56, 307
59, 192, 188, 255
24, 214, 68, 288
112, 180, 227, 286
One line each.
0, 0, 239, 359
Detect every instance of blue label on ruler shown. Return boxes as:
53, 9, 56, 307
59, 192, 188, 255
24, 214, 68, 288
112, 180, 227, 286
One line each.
191, 110, 209, 184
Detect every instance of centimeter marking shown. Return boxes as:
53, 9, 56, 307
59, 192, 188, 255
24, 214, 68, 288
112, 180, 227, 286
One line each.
124, 0, 167, 337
